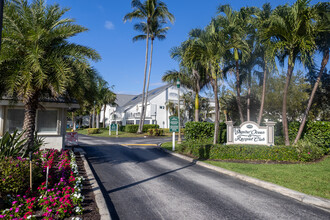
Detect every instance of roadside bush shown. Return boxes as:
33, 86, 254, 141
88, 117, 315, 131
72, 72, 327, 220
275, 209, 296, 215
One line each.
142, 124, 159, 132
184, 122, 226, 143
119, 125, 126, 132
178, 141, 325, 162
289, 121, 330, 152
294, 140, 325, 162
87, 128, 99, 134
148, 128, 164, 136
125, 125, 139, 133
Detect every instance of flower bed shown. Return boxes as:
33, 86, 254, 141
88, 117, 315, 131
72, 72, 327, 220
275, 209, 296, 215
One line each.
0, 150, 84, 219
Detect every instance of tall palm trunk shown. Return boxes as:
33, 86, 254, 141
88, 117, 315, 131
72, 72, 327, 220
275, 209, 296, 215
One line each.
89, 114, 92, 128
194, 69, 200, 122
142, 38, 154, 126
103, 104, 106, 128
247, 72, 251, 121
0, 0, 4, 52
22, 92, 39, 150
258, 60, 267, 125
294, 49, 329, 144
283, 55, 295, 146
96, 111, 100, 129
235, 60, 244, 123
211, 77, 219, 145
138, 27, 150, 133
195, 92, 199, 122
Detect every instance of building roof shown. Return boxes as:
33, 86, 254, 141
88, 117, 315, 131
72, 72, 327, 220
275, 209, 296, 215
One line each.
115, 94, 136, 107
117, 84, 172, 112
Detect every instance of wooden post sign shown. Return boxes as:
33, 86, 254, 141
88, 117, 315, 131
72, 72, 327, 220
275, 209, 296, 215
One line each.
226, 121, 276, 146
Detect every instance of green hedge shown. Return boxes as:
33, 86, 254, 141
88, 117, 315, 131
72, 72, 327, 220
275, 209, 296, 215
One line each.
148, 128, 164, 136
178, 140, 324, 162
87, 128, 99, 134
125, 124, 159, 133
184, 122, 226, 143
125, 125, 139, 133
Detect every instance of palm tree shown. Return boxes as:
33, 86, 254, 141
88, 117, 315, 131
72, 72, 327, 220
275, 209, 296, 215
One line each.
124, 0, 174, 133
294, 2, 330, 144
133, 20, 171, 127
264, 0, 315, 145
217, 5, 252, 123
187, 20, 226, 144
0, 0, 100, 149
255, 3, 275, 125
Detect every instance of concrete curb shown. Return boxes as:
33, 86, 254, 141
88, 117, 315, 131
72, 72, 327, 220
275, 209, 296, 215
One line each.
159, 146, 330, 211
75, 148, 112, 220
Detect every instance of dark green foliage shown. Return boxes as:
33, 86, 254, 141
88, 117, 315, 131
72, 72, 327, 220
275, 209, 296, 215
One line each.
148, 128, 164, 136
87, 128, 99, 134
0, 131, 27, 160
125, 125, 139, 133
0, 157, 43, 197
119, 125, 126, 132
142, 124, 159, 132
125, 124, 159, 133
184, 122, 226, 143
178, 140, 325, 162
289, 121, 330, 151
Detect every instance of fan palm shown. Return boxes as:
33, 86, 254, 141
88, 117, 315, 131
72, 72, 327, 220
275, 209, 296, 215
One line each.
264, 0, 315, 145
124, 0, 174, 133
294, 2, 330, 144
0, 0, 100, 149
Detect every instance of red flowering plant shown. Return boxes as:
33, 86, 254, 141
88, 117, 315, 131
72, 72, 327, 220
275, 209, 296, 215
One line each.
0, 150, 84, 219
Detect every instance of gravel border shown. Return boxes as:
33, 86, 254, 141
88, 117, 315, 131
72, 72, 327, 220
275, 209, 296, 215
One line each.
159, 146, 330, 212
75, 148, 111, 220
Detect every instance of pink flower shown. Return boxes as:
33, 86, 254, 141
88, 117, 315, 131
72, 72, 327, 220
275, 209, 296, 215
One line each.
308, 152, 311, 155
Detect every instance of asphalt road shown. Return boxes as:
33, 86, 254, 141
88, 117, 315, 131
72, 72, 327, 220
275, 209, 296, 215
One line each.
79, 135, 330, 220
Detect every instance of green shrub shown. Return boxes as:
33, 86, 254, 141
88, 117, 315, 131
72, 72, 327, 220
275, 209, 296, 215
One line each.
294, 140, 325, 162
289, 121, 330, 152
148, 128, 164, 136
163, 128, 170, 133
178, 141, 325, 162
184, 122, 226, 143
125, 125, 139, 133
119, 125, 126, 132
0, 130, 27, 160
0, 157, 43, 197
142, 124, 159, 132
87, 128, 99, 134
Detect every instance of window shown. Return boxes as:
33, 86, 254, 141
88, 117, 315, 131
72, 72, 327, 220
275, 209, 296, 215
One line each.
144, 120, 150, 125
37, 110, 58, 134
126, 120, 134, 125
6, 109, 24, 133
159, 106, 165, 109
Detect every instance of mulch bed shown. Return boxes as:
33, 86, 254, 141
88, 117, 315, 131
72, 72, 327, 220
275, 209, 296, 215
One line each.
66, 153, 101, 220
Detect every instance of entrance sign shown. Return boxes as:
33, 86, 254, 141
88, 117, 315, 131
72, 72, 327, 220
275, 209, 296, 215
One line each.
169, 116, 179, 132
226, 121, 276, 146
111, 124, 117, 131
66, 132, 78, 146
109, 123, 118, 136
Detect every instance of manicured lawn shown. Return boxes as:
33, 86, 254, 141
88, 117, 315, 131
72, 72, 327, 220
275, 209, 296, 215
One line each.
160, 141, 330, 199
72, 128, 172, 138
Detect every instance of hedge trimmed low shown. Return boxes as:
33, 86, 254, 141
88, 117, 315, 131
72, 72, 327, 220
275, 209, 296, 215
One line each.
87, 128, 99, 134
178, 140, 324, 162
125, 124, 160, 133
184, 122, 226, 143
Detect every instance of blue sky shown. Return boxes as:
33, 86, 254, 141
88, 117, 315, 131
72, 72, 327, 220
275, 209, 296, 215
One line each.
47, 0, 328, 95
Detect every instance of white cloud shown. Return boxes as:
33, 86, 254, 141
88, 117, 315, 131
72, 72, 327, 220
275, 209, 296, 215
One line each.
105, 21, 114, 30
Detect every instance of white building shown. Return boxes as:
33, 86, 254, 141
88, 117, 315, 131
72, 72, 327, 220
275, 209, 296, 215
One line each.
101, 84, 192, 129
0, 97, 79, 150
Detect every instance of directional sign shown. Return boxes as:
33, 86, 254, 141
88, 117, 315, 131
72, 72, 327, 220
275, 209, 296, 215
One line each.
66, 132, 78, 146
111, 123, 117, 131
169, 116, 179, 132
